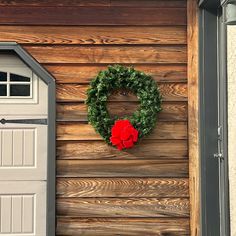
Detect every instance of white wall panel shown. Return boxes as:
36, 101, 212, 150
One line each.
228, 25, 236, 236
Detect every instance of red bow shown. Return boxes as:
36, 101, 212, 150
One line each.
110, 120, 138, 150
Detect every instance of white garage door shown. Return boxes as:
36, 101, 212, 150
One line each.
0, 55, 48, 236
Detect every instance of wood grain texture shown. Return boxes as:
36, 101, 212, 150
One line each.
57, 197, 189, 217
57, 178, 189, 197
188, 0, 200, 235
0, 0, 187, 8
110, 0, 187, 8
0, 0, 109, 6
56, 83, 187, 102
24, 46, 187, 64
57, 101, 188, 122
56, 217, 190, 236
57, 160, 188, 177
0, 0, 191, 233
57, 122, 187, 141
0, 26, 187, 45
45, 64, 187, 84
57, 140, 188, 160
0, 7, 187, 26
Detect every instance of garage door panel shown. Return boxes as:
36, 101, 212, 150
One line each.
0, 181, 46, 236
0, 124, 47, 180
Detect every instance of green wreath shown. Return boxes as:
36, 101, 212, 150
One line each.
86, 65, 162, 150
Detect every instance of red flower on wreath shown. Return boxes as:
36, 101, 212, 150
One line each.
110, 119, 139, 150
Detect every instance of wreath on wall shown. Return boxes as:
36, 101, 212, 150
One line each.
86, 65, 162, 150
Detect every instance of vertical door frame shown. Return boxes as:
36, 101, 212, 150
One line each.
188, 0, 200, 235
218, 11, 230, 236
199, 1, 230, 236
0, 42, 56, 236
199, 6, 220, 235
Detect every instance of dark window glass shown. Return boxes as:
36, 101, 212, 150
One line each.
10, 73, 30, 82
10, 84, 30, 96
0, 85, 7, 96
0, 72, 7, 81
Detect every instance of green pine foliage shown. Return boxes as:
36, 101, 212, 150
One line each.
86, 65, 162, 144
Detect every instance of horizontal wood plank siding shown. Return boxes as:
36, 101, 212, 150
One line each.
57, 122, 187, 141
56, 218, 189, 236
56, 140, 188, 160
57, 160, 188, 177
56, 83, 187, 102
0, 0, 111, 6
0, 26, 187, 45
0, 1, 189, 235
0, 0, 187, 8
57, 101, 188, 122
110, 0, 187, 7
45, 64, 187, 83
0, 7, 186, 25
24, 46, 187, 64
57, 197, 189, 217
57, 178, 189, 197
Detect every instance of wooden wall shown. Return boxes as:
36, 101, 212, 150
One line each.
0, 0, 190, 235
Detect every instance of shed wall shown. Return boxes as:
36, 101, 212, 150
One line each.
0, 1, 189, 235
